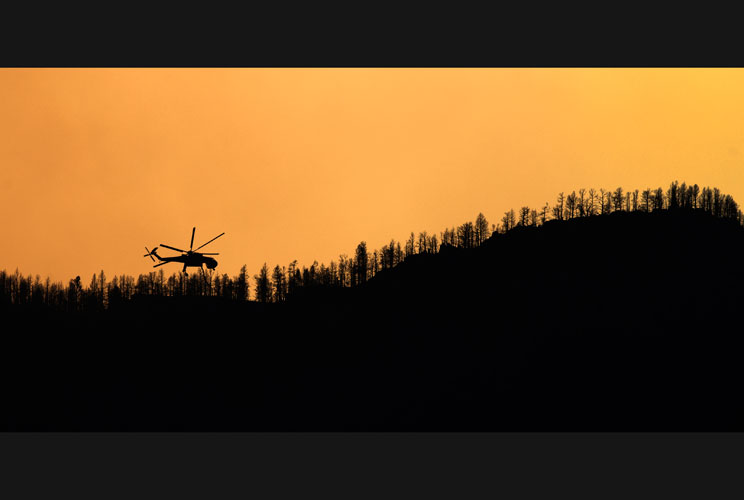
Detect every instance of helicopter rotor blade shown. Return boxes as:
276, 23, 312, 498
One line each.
160, 244, 186, 253
194, 232, 225, 251
144, 246, 155, 262
199, 253, 219, 255
190, 227, 196, 251
153, 261, 169, 268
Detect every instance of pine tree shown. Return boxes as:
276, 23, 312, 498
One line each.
355, 241, 368, 284
254, 263, 272, 303
272, 265, 286, 302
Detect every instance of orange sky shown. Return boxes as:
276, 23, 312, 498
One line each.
1, 68, 743, 283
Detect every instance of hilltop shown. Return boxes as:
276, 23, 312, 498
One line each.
327, 208, 744, 430
3, 208, 744, 430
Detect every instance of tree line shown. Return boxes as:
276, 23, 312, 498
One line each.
0, 266, 250, 313
2, 181, 741, 310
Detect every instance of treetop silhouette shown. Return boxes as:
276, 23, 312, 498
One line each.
1, 181, 741, 310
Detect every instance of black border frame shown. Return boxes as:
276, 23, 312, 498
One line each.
2, 433, 743, 496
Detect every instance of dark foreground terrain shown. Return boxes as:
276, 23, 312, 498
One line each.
3, 210, 744, 430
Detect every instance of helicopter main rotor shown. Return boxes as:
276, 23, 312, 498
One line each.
160, 227, 225, 256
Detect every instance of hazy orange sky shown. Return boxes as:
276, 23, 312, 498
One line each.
1, 68, 743, 283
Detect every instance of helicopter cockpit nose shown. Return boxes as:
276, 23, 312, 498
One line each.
206, 258, 218, 269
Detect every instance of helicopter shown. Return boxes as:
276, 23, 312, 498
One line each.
144, 227, 225, 275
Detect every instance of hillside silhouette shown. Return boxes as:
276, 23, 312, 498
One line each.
3, 184, 744, 430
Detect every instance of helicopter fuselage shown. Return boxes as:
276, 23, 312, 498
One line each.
151, 249, 217, 269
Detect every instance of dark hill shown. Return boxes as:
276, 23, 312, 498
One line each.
4, 209, 744, 430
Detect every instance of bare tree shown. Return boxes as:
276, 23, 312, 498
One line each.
612, 187, 624, 211
605, 190, 613, 213
417, 231, 428, 254
501, 210, 516, 232
640, 189, 651, 212
429, 234, 439, 253
474, 212, 490, 245
405, 232, 415, 257
519, 207, 530, 226
653, 187, 664, 211
565, 191, 577, 219
555, 192, 565, 221
587, 189, 596, 216
457, 222, 475, 248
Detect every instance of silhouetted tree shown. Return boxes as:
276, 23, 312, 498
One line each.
475, 213, 490, 245
441, 227, 456, 247
355, 241, 369, 284
272, 265, 286, 302
371, 251, 379, 277
254, 263, 272, 303
587, 189, 597, 216
653, 188, 664, 211
379, 241, 394, 270
723, 194, 739, 219
417, 231, 428, 254
713, 187, 722, 217
235, 265, 249, 301
87, 273, 101, 310
555, 192, 565, 220
701, 187, 713, 213
501, 210, 516, 233
338, 254, 349, 286
457, 222, 475, 248
565, 191, 576, 219
405, 232, 415, 258
30, 275, 43, 308
612, 187, 624, 212
599, 189, 607, 214
287, 260, 299, 295
67, 276, 82, 312
666, 180, 680, 210
329, 260, 339, 286
640, 189, 651, 212
519, 207, 530, 226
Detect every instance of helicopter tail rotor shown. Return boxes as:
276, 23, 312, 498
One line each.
143, 246, 158, 262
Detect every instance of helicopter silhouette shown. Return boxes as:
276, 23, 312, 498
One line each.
144, 227, 225, 275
